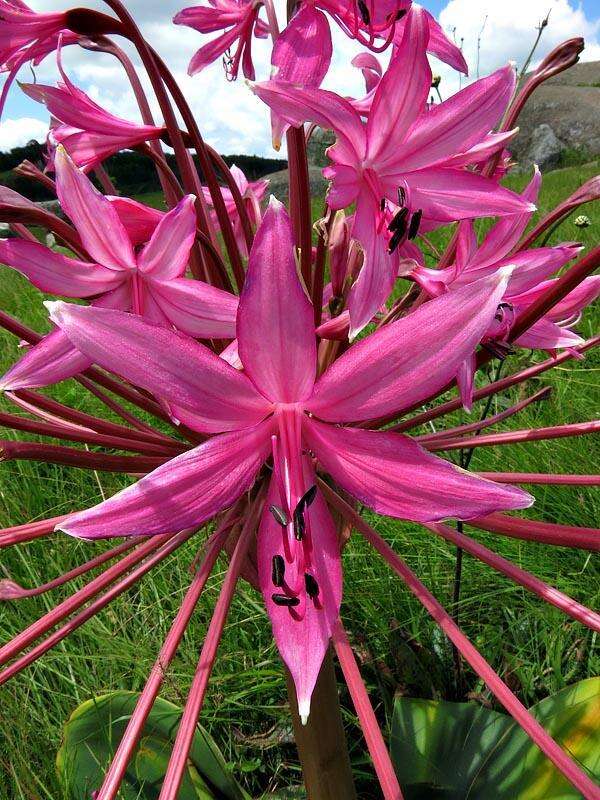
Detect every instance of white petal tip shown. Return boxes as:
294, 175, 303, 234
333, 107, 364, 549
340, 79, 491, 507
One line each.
298, 699, 311, 726
44, 300, 63, 325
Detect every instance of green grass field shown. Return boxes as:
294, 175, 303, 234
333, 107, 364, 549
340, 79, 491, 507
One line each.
0, 162, 598, 799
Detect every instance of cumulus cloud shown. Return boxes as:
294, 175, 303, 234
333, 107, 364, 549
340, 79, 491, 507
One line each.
2, 0, 598, 153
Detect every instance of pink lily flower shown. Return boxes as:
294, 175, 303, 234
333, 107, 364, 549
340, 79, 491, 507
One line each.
173, 0, 269, 81
21, 53, 165, 171
0, 147, 237, 391
253, 8, 532, 336
412, 169, 590, 408
47, 198, 532, 720
202, 163, 268, 257
0, 0, 78, 114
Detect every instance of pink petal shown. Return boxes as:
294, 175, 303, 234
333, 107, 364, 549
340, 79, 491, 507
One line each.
510, 275, 600, 322
59, 419, 273, 539
456, 353, 476, 412
501, 244, 582, 296
252, 79, 365, 161
421, 7, 468, 74
148, 277, 238, 339
304, 419, 533, 522
307, 270, 511, 423
237, 198, 316, 403
187, 26, 242, 76
107, 196, 164, 245
323, 164, 360, 209
473, 167, 541, 267
347, 193, 398, 338
54, 147, 136, 271
47, 303, 271, 433
397, 64, 515, 172
351, 53, 383, 94
137, 195, 197, 279
0, 238, 124, 298
271, 5, 332, 87
0, 328, 92, 391
400, 168, 536, 223
513, 318, 584, 350
366, 7, 431, 167
258, 469, 342, 722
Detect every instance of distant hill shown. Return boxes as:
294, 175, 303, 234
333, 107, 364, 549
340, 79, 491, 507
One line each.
511, 60, 600, 170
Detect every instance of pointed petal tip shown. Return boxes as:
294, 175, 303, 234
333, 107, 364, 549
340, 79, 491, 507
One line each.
298, 698, 311, 726
44, 299, 65, 325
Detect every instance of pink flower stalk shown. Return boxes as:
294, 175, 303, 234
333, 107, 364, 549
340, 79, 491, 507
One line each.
174, 0, 269, 80
412, 168, 598, 407
202, 163, 268, 257
0, 147, 237, 391
48, 198, 531, 720
20, 56, 166, 171
254, 8, 532, 335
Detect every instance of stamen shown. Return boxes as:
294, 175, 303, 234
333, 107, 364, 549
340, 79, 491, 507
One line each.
379, 198, 386, 212
272, 593, 300, 607
269, 505, 288, 527
397, 187, 406, 207
305, 573, 319, 599
292, 485, 317, 541
388, 206, 409, 234
396, 9, 407, 20
357, 0, 370, 25
388, 227, 405, 254
408, 209, 423, 240
272, 555, 285, 587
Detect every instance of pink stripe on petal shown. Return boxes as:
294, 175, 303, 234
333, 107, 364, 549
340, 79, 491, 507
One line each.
0, 328, 92, 391
54, 147, 136, 271
59, 419, 272, 540
48, 303, 271, 432
308, 270, 511, 423
237, 198, 317, 402
304, 420, 532, 523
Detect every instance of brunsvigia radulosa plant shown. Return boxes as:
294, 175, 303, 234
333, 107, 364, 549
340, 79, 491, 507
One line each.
0, 1, 599, 798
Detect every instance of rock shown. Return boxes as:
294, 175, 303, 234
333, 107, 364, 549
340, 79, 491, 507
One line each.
266, 165, 329, 202
519, 124, 564, 172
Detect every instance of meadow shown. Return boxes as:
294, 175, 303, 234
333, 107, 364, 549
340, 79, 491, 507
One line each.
0, 162, 598, 799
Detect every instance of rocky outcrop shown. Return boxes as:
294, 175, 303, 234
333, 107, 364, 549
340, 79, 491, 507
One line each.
266, 165, 328, 202
519, 123, 565, 172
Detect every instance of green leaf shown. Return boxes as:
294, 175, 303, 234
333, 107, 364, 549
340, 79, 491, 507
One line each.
391, 678, 600, 799
56, 691, 250, 800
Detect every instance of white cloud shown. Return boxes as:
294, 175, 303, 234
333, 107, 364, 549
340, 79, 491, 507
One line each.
0, 117, 49, 150
437, 0, 600, 93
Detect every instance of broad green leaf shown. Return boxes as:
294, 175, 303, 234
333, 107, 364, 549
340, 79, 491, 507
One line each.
391, 678, 600, 799
56, 691, 250, 800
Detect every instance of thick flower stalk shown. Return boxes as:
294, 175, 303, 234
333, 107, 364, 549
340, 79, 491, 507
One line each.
0, 2, 599, 800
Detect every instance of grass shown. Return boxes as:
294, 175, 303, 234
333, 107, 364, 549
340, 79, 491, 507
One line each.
0, 162, 599, 799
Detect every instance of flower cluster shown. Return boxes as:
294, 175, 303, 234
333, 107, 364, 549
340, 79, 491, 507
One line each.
0, 2, 598, 799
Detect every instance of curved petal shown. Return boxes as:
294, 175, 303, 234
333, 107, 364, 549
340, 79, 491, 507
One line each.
149, 277, 238, 339
59, 419, 273, 540
258, 467, 342, 722
54, 146, 136, 271
421, 7, 468, 74
237, 198, 316, 402
47, 303, 271, 433
347, 193, 398, 338
252, 79, 365, 162
323, 164, 361, 209
107, 196, 164, 245
186, 25, 242, 75
513, 319, 584, 350
473, 167, 541, 267
400, 169, 536, 223
0, 328, 92, 391
138, 195, 197, 279
366, 6, 431, 166
304, 419, 533, 522
511, 275, 600, 322
498, 244, 582, 296
0, 237, 124, 298
307, 269, 511, 423
397, 64, 515, 172
271, 5, 332, 88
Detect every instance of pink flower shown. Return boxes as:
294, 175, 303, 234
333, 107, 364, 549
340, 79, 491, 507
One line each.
253, 8, 532, 336
0, 147, 237, 391
174, 0, 269, 80
21, 57, 165, 171
412, 168, 595, 407
0, 0, 78, 113
202, 163, 268, 257
48, 198, 531, 720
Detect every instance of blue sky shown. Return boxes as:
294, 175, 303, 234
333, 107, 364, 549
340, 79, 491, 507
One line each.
2, 0, 600, 155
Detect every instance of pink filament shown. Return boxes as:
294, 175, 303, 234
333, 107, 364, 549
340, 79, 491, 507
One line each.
425, 419, 600, 452
470, 514, 600, 551
477, 472, 600, 486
